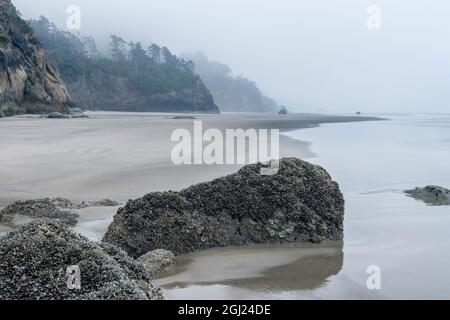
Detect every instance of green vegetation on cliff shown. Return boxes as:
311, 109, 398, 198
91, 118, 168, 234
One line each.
29, 17, 219, 113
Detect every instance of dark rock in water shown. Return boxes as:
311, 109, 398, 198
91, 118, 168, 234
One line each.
137, 249, 176, 277
103, 158, 345, 257
79, 199, 122, 208
45, 111, 89, 119
47, 112, 71, 119
0, 198, 79, 227
170, 115, 197, 120
0, 221, 162, 300
405, 185, 450, 206
278, 106, 288, 115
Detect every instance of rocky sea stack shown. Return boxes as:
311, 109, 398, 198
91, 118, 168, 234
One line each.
0, 0, 72, 117
405, 185, 450, 206
103, 158, 345, 257
0, 221, 162, 300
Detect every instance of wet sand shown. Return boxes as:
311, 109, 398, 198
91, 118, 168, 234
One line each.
152, 113, 450, 300
72, 206, 120, 241
153, 242, 344, 299
0, 111, 376, 203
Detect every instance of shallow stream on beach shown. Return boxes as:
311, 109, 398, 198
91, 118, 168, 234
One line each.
154, 113, 450, 299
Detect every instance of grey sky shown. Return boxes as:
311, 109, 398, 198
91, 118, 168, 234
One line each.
14, 0, 450, 113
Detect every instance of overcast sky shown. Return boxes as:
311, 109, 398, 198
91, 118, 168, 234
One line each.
14, 0, 450, 114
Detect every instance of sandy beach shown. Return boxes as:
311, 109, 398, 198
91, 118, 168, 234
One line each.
2, 112, 450, 300
0, 112, 377, 204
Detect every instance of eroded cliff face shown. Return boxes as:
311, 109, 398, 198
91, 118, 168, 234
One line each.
0, 0, 71, 117
67, 73, 219, 113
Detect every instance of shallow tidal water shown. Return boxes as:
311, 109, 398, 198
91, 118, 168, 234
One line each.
155, 113, 450, 299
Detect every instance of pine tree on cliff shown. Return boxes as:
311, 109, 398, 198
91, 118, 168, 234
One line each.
110, 35, 127, 64
82, 36, 99, 58
148, 43, 161, 63
129, 41, 147, 77
161, 46, 177, 69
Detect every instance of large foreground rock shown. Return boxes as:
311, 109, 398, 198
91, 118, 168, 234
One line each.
405, 185, 450, 206
0, 221, 162, 300
103, 158, 345, 257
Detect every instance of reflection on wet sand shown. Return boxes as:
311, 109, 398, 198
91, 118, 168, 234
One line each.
154, 242, 343, 295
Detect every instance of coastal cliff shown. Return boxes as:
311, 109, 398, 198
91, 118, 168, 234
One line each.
183, 52, 280, 113
66, 71, 218, 113
29, 17, 220, 114
0, 0, 72, 117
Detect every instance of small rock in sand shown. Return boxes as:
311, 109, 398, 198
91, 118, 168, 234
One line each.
0, 198, 79, 227
137, 249, 176, 277
47, 112, 71, 119
44, 111, 89, 119
170, 116, 196, 120
78, 199, 122, 208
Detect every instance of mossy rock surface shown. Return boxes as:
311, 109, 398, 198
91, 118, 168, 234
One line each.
104, 158, 345, 257
0, 221, 163, 300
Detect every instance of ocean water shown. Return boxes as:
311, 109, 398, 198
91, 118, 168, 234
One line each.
156, 114, 450, 299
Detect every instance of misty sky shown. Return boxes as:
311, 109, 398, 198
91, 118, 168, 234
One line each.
14, 0, 450, 114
